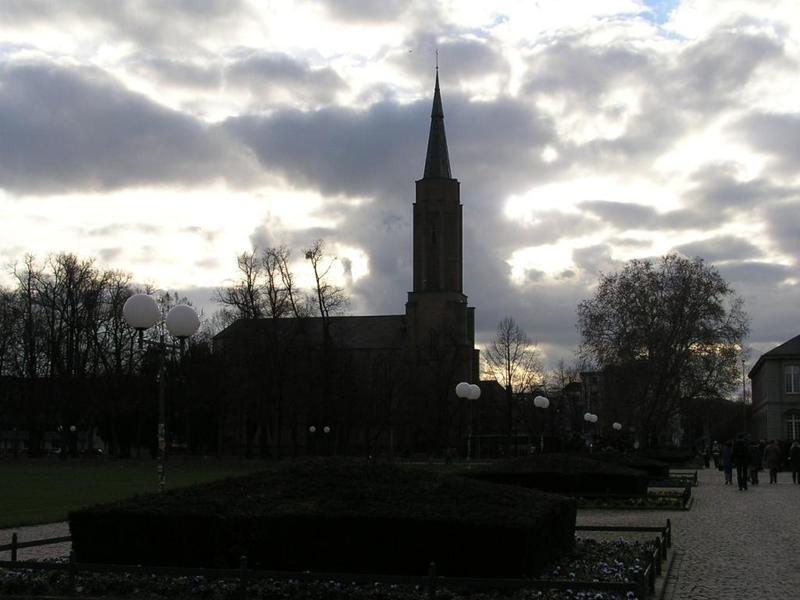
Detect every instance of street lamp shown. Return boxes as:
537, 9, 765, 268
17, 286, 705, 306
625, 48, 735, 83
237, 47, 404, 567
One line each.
308, 424, 331, 455
612, 422, 622, 431
741, 357, 747, 434
456, 382, 481, 460
533, 395, 549, 453
123, 293, 199, 492
584, 412, 598, 452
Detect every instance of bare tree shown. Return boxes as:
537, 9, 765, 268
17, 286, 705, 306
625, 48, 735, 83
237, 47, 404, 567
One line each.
304, 239, 348, 320
484, 316, 543, 453
215, 249, 264, 319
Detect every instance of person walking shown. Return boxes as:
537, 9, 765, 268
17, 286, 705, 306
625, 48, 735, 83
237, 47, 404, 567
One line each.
748, 440, 762, 485
722, 440, 734, 485
763, 439, 782, 484
712, 440, 721, 469
732, 433, 749, 490
790, 440, 800, 484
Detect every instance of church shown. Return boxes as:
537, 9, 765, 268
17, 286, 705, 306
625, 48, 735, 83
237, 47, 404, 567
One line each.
214, 73, 492, 458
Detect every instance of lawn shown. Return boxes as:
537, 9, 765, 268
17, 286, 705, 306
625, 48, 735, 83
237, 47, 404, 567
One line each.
0, 459, 269, 529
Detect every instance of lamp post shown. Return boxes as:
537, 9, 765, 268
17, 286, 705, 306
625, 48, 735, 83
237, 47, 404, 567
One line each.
612, 421, 622, 450
741, 357, 747, 434
584, 412, 598, 452
533, 395, 549, 453
456, 382, 481, 461
123, 294, 199, 492
308, 425, 331, 456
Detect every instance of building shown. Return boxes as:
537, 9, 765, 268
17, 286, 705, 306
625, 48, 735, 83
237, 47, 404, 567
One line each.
749, 334, 800, 441
214, 72, 482, 457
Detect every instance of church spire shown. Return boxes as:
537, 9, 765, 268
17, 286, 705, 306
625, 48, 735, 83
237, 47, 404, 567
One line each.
422, 70, 452, 179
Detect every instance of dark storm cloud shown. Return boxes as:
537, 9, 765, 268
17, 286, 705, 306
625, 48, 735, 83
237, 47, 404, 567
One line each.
735, 113, 800, 175
394, 34, 509, 84
225, 52, 347, 105
523, 38, 651, 100
128, 56, 222, 90
674, 236, 764, 263
580, 201, 704, 231
685, 165, 796, 212
520, 28, 785, 171
0, 61, 255, 194
311, 0, 416, 22
224, 91, 554, 202
0, 0, 250, 49
671, 30, 785, 112
765, 201, 800, 260
572, 244, 623, 279
717, 262, 794, 286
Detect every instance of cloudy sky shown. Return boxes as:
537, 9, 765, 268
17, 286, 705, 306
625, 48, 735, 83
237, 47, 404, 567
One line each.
0, 0, 798, 369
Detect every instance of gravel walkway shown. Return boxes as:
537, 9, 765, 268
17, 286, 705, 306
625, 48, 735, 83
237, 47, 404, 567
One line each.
578, 466, 800, 599
0, 521, 71, 561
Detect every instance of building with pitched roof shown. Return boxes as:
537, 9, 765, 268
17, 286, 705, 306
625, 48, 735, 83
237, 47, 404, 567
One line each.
214, 73, 482, 457
749, 334, 800, 441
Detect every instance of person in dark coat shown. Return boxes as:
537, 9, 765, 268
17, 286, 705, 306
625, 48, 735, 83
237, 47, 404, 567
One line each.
748, 441, 762, 485
763, 439, 782, 484
790, 441, 800, 484
732, 434, 749, 490
722, 440, 734, 485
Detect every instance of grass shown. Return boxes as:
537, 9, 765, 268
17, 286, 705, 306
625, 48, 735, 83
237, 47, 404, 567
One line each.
0, 458, 269, 529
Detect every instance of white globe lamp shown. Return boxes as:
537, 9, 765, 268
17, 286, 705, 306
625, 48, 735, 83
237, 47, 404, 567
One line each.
533, 395, 550, 409
123, 294, 160, 331
467, 384, 481, 400
166, 305, 200, 339
455, 382, 471, 399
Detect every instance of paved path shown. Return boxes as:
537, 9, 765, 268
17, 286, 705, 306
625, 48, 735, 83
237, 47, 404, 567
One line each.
0, 521, 70, 561
578, 467, 800, 599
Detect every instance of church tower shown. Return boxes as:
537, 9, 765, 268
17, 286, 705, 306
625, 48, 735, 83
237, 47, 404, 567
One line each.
405, 71, 478, 402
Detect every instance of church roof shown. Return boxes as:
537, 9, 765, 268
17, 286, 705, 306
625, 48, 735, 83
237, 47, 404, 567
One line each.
422, 72, 452, 179
749, 334, 800, 378
215, 314, 407, 351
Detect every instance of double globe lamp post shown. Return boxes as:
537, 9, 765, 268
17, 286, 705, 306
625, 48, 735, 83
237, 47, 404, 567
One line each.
584, 412, 599, 452
123, 293, 200, 492
533, 395, 549, 453
455, 382, 481, 461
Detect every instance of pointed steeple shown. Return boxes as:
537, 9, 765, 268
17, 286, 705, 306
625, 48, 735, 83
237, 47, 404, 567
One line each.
422, 71, 452, 179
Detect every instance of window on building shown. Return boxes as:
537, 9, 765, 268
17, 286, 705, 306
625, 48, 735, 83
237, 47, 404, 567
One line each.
785, 365, 800, 393
787, 414, 800, 441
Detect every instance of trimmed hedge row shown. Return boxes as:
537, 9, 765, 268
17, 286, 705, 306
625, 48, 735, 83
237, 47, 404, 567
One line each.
69, 459, 576, 577
642, 448, 696, 465
461, 454, 648, 496
589, 452, 670, 477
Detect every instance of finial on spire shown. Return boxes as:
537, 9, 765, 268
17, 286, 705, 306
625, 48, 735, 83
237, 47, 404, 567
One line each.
435, 49, 439, 72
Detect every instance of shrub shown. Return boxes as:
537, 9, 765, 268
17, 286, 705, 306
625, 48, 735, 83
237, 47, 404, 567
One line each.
69, 459, 576, 577
642, 448, 696, 465
461, 454, 648, 496
589, 452, 670, 477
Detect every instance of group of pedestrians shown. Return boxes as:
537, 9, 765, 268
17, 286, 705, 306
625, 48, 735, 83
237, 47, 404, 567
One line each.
711, 437, 800, 490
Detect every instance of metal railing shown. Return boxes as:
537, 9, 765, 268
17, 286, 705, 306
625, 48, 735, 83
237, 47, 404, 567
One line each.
0, 520, 673, 599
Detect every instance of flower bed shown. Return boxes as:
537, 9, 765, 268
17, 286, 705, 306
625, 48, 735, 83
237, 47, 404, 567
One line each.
578, 490, 689, 510
0, 537, 659, 600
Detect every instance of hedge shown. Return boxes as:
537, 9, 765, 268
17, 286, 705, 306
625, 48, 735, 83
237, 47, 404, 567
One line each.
69, 459, 576, 577
461, 454, 648, 496
589, 452, 670, 477
642, 448, 696, 465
